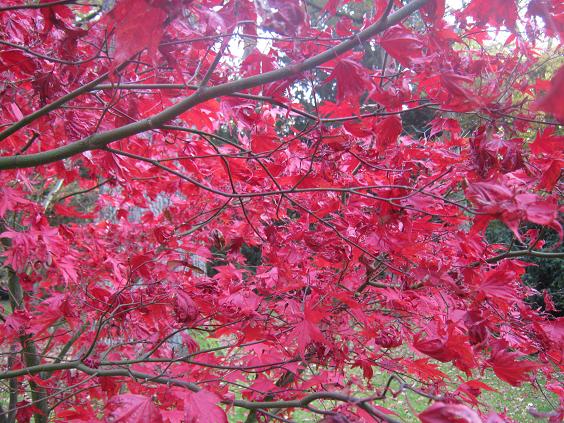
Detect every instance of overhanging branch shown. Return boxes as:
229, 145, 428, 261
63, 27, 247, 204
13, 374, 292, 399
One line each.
0, 0, 430, 171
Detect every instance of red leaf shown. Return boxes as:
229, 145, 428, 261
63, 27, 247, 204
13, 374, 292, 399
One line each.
0, 187, 33, 218
440, 72, 481, 110
174, 290, 199, 325
53, 203, 96, 219
374, 115, 402, 150
421, 0, 446, 23
463, 0, 518, 29
477, 268, 519, 303
325, 58, 372, 104
534, 64, 564, 122
0, 50, 38, 75
538, 160, 563, 192
529, 127, 564, 155
184, 390, 227, 423
527, 0, 564, 41
129, 254, 153, 279
419, 402, 481, 423
251, 132, 279, 153
106, 0, 167, 65
487, 350, 542, 386
261, 0, 306, 36
15, 401, 44, 423
379, 26, 425, 68
106, 394, 163, 423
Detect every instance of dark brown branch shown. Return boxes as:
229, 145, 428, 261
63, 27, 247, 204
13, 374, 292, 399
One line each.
55, 178, 112, 203
0, 40, 103, 66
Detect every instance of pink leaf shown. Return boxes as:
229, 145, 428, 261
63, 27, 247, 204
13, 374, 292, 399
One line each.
325, 58, 372, 104
487, 350, 542, 386
106, 394, 163, 423
419, 402, 481, 423
380, 26, 425, 68
106, 0, 166, 66
184, 390, 227, 423
534, 64, 564, 122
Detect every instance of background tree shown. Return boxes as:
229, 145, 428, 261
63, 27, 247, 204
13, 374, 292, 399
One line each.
0, 0, 563, 422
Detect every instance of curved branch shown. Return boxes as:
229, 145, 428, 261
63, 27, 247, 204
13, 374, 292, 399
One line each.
0, 39, 104, 65
0, 0, 80, 11
1, 360, 401, 421
486, 249, 564, 264
0, 62, 128, 144
0, 0, 430, 170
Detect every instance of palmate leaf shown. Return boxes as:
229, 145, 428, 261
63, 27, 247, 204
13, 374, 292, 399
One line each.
106, 394, 163, 423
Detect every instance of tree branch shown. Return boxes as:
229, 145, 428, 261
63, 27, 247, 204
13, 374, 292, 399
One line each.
0, 0, 430, 170
7, 271, 50, 423
485, 249, 564, 264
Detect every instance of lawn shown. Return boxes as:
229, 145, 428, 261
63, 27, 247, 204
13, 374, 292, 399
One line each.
225, 354, 560, 422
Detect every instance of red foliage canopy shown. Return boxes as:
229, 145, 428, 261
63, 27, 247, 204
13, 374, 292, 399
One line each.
0, 0, 563, 422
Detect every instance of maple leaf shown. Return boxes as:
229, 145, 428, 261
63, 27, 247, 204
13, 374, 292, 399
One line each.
463, 0, 519, 29
477, 268, 519, 304
184, 390, 228, 423
456, 380, 498, 405
374, 115, 402, 150
0, 50, 38, 75
440, 72, 482, 110
325, 58, 372, 104
292, 302, 327, 356
251, 131, 279, 153
487, 350, 542, 386
419, 402, 481, 423
537, 159, 563, 192
0, 187, 33, 218
527, 0, 564, 41
30, 293, 76, 337
379, 26, 426, 68
15, 401, 43, 423
106, 394, 163, 423
1, 309, 30, 342
421, 0, 446, 23
173, 289, 199, 325
529, 127, 564, 155
534, 64, 564, 122
106, 0, 167, 66
294, 318, 326, 356
261, 0, 307, 35
413, 320, 475, 374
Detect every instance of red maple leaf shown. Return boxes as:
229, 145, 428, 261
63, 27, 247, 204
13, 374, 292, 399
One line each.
419, 402, 481, 423
421, 0, 446, 23
379, 25, 426, 68
463, 0, 519, 29
106, 0, 167, 66
106, 394, 163, 423
534, 64, 564, 122
487, 350, 542, 386
325, 58, 372, 104
184, 390, 228, 423
477, 268, 519, 304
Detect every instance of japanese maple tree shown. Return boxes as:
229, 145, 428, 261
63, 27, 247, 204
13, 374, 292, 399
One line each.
0, 0, 563, 422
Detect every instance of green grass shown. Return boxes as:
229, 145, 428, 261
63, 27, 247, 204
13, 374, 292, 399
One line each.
224, 358, 560, 422
0, 325, 557, 422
